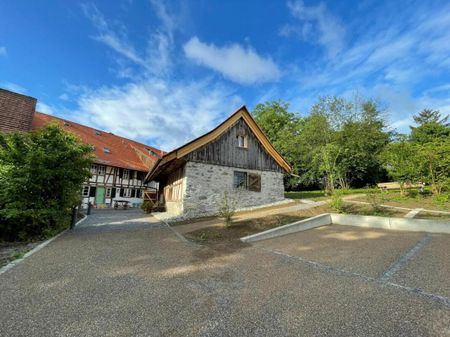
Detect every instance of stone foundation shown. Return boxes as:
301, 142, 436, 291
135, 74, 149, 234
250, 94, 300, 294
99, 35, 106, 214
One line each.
182, 162, 285, 219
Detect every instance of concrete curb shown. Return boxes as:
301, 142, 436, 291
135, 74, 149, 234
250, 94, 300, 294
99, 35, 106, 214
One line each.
0, 213, 88, 276
240, 212, 450, 243
330, 213, 450, 234
240, 213, 331, 243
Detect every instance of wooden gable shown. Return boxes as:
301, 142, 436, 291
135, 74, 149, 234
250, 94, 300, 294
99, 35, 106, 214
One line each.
186, 118, 283, 172
146, 106, 291, 182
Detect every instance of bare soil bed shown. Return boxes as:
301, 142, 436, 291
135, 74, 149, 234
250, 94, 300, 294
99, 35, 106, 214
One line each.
0, 241, 41, 268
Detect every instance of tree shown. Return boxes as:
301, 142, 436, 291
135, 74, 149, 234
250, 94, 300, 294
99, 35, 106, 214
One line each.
253, 101, 304, 189
0, 124, 94, 240
413, 109, 448, 125
379, 137, 420, 195
313, 143, 341, 195
411, 109, 450, 144
416, 140, 450, 195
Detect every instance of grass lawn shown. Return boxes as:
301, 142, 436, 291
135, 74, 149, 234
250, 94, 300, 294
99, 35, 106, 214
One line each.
285, 188, 377, 200
352, 191, 450, 211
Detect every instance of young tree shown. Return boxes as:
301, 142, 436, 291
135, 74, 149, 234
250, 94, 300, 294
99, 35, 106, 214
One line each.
413, 109, 448, 125
379, 137, 420, 195
0, 124, 93, 240
313, 143, 341, 195
417, 140, 450, 195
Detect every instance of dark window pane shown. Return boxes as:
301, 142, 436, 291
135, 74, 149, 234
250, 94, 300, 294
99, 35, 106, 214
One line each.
233, 171, 247, 189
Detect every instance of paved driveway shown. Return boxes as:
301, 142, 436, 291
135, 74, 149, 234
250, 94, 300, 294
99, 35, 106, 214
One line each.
1, 210, 449, 337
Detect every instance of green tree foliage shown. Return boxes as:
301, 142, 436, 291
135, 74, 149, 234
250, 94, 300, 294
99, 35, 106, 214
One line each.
253, 96, 390, 191
0, 125, 93, 240
411, 109, 449, 144
416, 140, 450, 195
379, 137, 421, 195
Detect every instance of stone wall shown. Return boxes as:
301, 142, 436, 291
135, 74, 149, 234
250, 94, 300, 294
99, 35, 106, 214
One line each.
0, 89, 37, 132
182, 161, 285, 218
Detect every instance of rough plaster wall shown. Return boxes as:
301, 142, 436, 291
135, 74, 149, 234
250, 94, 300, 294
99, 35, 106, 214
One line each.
182, 161, 285, 218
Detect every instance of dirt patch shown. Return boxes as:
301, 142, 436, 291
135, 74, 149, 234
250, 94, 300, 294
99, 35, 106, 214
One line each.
186, 214, 305, 242
0, 241, 41, 268
342, 203, 409, 217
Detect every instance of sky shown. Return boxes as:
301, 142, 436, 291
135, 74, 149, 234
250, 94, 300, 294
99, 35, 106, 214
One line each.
1, 0, 450, 151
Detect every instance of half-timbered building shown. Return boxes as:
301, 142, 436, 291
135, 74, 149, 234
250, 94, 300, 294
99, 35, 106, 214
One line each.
0, 88, 163, 209
146, 106, 291, 218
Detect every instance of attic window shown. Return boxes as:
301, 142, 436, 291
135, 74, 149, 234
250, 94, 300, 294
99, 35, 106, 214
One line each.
104, 147, 111, 154
147, 148, 158, 156
63, 121, 70, 127
237, 134, 248, 148
95, 130, 102, 136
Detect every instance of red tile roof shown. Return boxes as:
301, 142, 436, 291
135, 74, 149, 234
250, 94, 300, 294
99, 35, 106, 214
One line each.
32, 112, 163, 172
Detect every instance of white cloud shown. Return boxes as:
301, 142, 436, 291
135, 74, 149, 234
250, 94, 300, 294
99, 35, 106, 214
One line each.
183, 37, 280, 85
284, 0, 345, 58
0, 81, 27, 94
0, 46, 6, 56
36, 102, 55, 115
82, 1, 175, 77
73, 80, 242, 151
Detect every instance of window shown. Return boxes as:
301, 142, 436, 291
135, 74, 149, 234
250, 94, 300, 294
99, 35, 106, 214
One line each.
133, 170, 137, 179
95, 130, 102, 136
106, 187, 112, 198
82, 186, 90, 197
233, 172, 261, 192
237, 134, 248, 148
91, 164, 106, 175
233, 171, 247, 189
123, 169, 130, 180
123, 188, 132, 198
248, 173, 261, 192
104, 147, 111, 154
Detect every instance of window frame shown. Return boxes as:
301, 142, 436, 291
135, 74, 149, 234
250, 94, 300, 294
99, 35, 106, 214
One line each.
105, 187, 112, 198
123, 169, 130, 180
82, 186, 90, 197
233, 171, 248, 189
123, 188, 132, 198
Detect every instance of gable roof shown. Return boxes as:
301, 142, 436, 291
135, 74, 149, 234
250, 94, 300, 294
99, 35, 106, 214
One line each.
32, 112, 164, 172
146, 106, 291, 181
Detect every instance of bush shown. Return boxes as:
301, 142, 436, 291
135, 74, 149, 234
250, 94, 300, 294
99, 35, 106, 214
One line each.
330, 190, 345, 213
0, 125, 93, 241
366, 191, 386, 214
141, 201, 153, 214
217, 191, 237, 227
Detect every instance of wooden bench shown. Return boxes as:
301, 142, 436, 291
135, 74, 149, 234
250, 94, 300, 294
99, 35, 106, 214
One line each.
377, 182, 424, 191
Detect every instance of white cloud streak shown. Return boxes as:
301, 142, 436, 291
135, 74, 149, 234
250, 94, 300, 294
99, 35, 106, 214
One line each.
183, 36, 281, 85
283, 0, 345, 58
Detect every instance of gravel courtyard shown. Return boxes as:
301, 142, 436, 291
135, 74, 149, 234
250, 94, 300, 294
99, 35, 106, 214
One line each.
1, 210, 449, 337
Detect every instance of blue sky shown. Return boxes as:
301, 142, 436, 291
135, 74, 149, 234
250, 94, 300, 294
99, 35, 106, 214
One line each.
1, 0, 449, 150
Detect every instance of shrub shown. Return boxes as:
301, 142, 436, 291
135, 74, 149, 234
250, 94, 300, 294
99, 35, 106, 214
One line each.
217, 191, 237, 227
141, 201, 153, 214
366, 191, 386, 214
0, 125, 93, 241
330, 190, 345, 213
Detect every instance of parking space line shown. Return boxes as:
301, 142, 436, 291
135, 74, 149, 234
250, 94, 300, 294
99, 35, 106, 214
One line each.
255, 245, 450, 309
380, 234, 431, 282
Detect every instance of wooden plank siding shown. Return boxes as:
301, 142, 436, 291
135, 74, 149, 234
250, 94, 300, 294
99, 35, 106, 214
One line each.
163, 166, 185, 202
186, 118, 283, 172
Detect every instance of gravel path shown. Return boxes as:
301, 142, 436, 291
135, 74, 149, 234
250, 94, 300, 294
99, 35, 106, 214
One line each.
1, 210, 449, 336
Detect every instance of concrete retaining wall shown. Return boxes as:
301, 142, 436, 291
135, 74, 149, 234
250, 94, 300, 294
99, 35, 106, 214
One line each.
240, 213, 331, 243
331, 213, 450, 234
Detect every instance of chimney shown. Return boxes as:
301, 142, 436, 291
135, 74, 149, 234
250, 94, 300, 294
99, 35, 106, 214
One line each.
0, 88, 37, 132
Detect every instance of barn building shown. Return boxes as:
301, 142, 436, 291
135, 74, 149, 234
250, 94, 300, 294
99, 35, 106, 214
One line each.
0, 88, 163, 208
146, 106, 291, 219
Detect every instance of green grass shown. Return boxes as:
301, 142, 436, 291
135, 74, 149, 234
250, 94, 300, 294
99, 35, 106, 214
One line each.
285, 188, 378, 200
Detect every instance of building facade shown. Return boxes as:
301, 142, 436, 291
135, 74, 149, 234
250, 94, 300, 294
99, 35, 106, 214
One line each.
146, 106, 291, 219
1, 88, 162, 208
